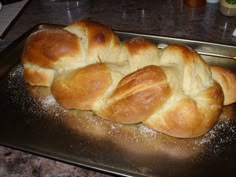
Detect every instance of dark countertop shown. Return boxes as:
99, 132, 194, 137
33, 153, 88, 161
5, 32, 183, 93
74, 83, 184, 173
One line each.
0, 0, 235, 177
0, 0, 236, 52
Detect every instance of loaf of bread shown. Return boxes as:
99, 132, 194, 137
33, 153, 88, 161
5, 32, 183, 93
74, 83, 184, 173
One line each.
21, 19, 236, 138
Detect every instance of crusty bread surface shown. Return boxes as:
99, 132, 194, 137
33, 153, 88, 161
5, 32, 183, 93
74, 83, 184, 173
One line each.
21, 19, 236, 138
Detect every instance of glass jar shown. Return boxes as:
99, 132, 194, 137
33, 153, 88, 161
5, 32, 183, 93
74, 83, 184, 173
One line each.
220, 0, 236, 16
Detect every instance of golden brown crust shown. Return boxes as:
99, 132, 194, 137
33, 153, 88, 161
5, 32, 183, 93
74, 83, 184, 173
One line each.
94, 65, 171, 124
22, 29, 81, 68
22, 20, 121, 87
65, 19, 122, 64
21, 28, 84, 87
140, 44, 225, 138
21, 19, 236, 138
124, 37, 158, 56
23, 66, 54, 86
51, 63, 112, 110
119, 37, 160, 71
144, 81, 224, 138
211, 65, 236, 105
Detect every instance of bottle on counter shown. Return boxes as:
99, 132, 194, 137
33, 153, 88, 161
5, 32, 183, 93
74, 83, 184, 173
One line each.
220, 0, 236, 16
184, 0, 206, 8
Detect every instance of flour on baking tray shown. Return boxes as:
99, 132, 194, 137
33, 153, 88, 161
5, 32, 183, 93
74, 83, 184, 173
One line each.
40, 95, 58, 109
8, 64, 27, 106
7, 64, 236, 155
198, 120, 235, 145
194, 119, 236, 154
7, 64, 64, 117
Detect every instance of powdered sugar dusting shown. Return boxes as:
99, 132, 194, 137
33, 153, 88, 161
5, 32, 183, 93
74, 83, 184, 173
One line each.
198, 120, 235, 145
194, 119, 236, 155
5, 64, 236, 158
41, 95, 57, 107
7, 64, 65, 119
138, 124, 160, 138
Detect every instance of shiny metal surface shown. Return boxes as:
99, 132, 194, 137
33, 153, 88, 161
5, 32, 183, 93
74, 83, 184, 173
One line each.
0, 25, 236, 177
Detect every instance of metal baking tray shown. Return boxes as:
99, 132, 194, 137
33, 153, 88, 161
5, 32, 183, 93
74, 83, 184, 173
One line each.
0, 24, 236, 177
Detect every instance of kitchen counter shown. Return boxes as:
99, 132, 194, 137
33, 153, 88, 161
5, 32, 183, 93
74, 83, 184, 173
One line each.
0, 0, 235, 176
0, 0, 236, 52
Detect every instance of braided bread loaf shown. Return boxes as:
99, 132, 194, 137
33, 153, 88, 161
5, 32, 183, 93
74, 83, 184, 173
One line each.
22, 19, 236, 138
